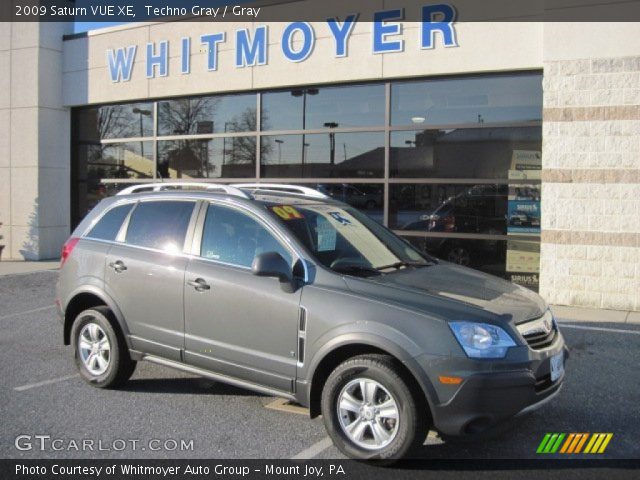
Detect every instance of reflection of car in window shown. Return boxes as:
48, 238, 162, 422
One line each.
508, 210, 529, 226
400, 185, 508, 267
317, 184, 382, 210
514, 186, 540, 201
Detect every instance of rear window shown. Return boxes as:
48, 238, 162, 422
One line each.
87, 204, 134, 241
125, 201, 196, 252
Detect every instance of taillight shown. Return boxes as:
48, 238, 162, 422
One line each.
60, 237, 80, 267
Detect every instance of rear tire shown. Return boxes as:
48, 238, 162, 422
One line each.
71, 306, 136, 388
321, 354, 428, 461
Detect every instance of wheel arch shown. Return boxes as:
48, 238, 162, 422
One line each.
63, 286, 130, 347
304, 335, 436, 421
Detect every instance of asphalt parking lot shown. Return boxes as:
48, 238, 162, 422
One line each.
1, 270, 639, 461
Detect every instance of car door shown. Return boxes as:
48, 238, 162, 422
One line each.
104, 199, 198, 362
183, 201, 301, 393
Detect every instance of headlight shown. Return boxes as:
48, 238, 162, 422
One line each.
449, 321, 516, 359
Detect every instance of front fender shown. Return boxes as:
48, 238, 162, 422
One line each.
301, 326, 441, 414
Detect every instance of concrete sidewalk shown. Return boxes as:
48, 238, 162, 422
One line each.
0, 260, 637, 324
551, 304, 639, 325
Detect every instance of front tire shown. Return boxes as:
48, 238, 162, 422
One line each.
321, 354, 428, 461
71, 306, 136, 388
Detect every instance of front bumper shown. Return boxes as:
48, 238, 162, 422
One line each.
418, 334, 569, 436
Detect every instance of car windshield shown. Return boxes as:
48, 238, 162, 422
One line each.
265, 202, 433, 276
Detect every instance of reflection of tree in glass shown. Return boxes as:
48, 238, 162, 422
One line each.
98, 104, 148, 139
157, 106, 267, 178
81, 105, 154, 182
259, 108, 276, 165
224, 107, 268, 165
158, 97, 221, 135
86, 144, 151, 180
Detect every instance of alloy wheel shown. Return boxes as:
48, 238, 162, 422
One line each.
78, 322, 111, 375
337, 378, 400, 450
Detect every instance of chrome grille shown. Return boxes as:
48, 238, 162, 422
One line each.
524, 328, 557, 350
517, 310, 557, 350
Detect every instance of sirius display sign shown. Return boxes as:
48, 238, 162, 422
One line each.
107, 4, 458, 82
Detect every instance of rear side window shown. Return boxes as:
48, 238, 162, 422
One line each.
125, 201, 195, 252
87, 204, 134, 241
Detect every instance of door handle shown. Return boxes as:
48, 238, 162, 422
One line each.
108, 260, 127, 273
187, 278, 211, 292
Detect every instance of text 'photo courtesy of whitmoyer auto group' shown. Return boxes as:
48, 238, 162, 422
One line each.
1, 1, 639, 480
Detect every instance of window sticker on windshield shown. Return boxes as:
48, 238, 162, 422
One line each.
316, 218, 337, 252
329, 211, 351, 225
271, 205, 303, 221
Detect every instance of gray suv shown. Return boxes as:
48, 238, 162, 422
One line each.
56, 182, 567, 460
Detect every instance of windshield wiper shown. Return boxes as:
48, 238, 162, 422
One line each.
332, 263, 381, 277
376, 261, 431, 271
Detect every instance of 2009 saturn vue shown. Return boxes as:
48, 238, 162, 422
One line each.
56, 182, 567, 460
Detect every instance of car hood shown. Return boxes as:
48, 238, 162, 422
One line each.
343, 262, 546, 324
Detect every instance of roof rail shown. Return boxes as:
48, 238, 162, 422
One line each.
116, 182, 250, 199
232, 183, 328, 199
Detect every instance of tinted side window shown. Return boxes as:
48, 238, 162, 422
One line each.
125, 201, 195, 251
200, 204, 291, 268
87, 204, 134, 241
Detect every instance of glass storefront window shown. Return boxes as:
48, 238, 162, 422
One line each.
158, 94, 257, 136
157, 138, 256, 179
70, 74, 543, 290
391, 74, 542, 126
72, 141, 153, 225
75, 103, 154, 141
389, 183, 509, 233
390, 127, 541, 178
401, 235, 511, 281
315, 183, 384, 224
261, 132, 384, 178
76, 142, 154, 182
261, 84, 385, 131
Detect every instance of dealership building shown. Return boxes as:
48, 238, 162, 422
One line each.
1, 1, 639, 311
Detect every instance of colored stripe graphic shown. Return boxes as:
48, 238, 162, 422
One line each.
537, 433, 552, 453
598, 434, 613, 453
585, 433, 614, 454
574, 433, 589, 453
550, 433, 565, 453
567, 433, 583, 453
544, 433, 559, 453
584, 434, 598, 453
537, 433, 565, 453
538, 433, 613, 454
560, 433, 575, 453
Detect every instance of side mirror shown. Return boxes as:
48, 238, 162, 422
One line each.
252, 252, 294, 290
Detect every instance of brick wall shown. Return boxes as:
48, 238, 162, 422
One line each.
540, 56, 640, 311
